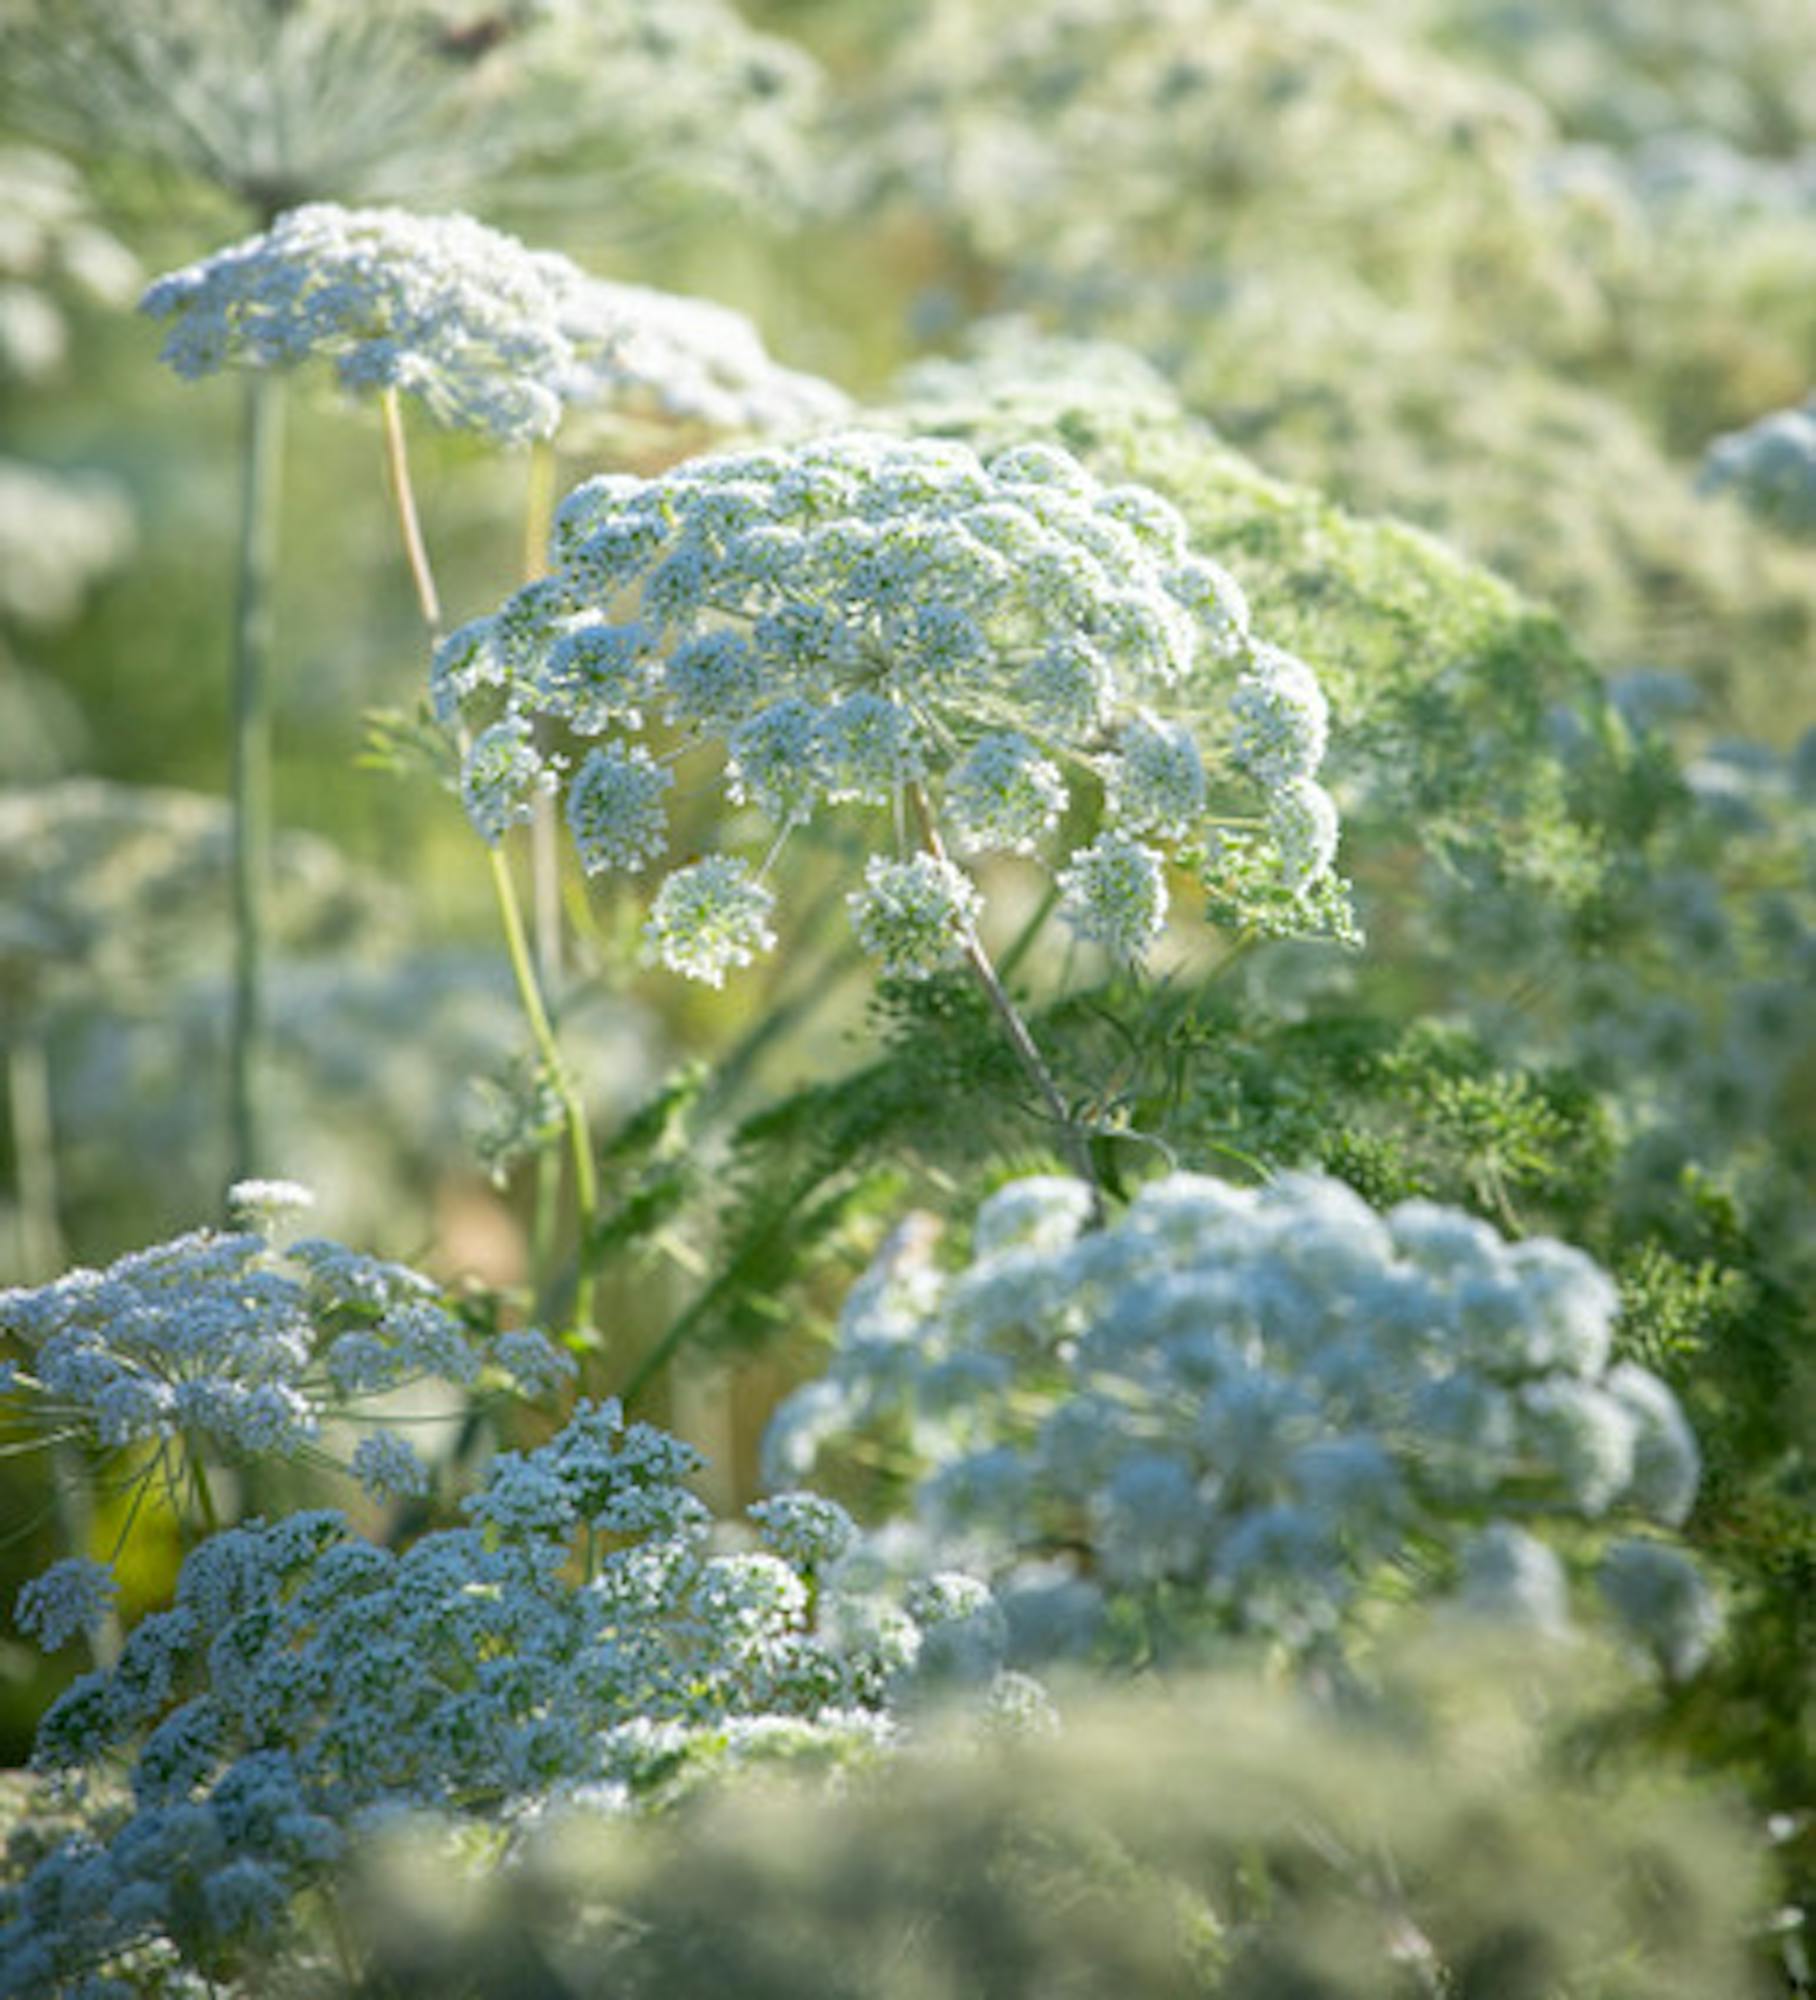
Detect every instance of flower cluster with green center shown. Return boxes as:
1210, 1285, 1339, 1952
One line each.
435, 431, 1345, 983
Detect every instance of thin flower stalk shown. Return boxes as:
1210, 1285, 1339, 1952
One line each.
378, 389, 600, 1344
523, 438, 564, 989
907, 779, 1100, 1206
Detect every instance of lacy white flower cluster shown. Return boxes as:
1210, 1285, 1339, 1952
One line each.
766, 1171, 1716, 1672
141, 205, 584, 443
555, 276, 849, 440
1699, 396, 1816, 537
436, 430, 1343, 983
1, 1187, 574, 1643
142, 203, 846, 450
0, 1401, 1030, 1995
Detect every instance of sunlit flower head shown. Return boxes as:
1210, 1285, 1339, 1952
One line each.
438, 430, 1346, 982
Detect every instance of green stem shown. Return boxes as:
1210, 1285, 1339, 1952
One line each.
188, 1446, 222, 1538
228, 371, 286, 1185
531, 1144, 561, 1292
378, 391, 599, 1344
619, 1237, 741, 1411
489, 844, 599, 1342
906, 782, 1102, 1213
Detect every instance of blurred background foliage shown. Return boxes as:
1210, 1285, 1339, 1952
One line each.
0, 0, 1811, 1971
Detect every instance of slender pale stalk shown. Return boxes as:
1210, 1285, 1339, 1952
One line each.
228, 370, 286, 1184
378, 391, 600, 1340
380, 387, 442, 635
522, 439, 563, 988
522, 442, 568, 1281
906, 781, 1102, 1210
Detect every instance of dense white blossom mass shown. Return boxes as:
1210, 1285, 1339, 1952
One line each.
141, 204, 847, 448
437, 431, 1345, 979
766, 1170, 1713, 1663
0, 1199, 575, 1634
555, 275, 849, 439
0, 1399, 1031, 1992
141, 205, 584, 443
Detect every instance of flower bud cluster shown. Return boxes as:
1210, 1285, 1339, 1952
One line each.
437, 430, 1343, 984
766, 1171, 1713, 1664
0, 1400, 1026, 1991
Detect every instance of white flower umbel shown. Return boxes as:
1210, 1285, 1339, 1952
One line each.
141, 205, 585, 443
0, 1194, 573, 1627
1230, 643, 1330, 789
437, 431, 1350, 1203
440, 430, 1346, 986
767, 1171, 1710, 1662
848, 855, 982, 978
565, 742, 673, 875
1598, 1540, 1724, 1680
14, 1557, 117, 1653
552, 275, 849, 442
5, 1399, 1028, 1991
142, 204, 850, 454
643, 856, 778, 987
1056, 830, 1169, 960
947, 731, 1067, 855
